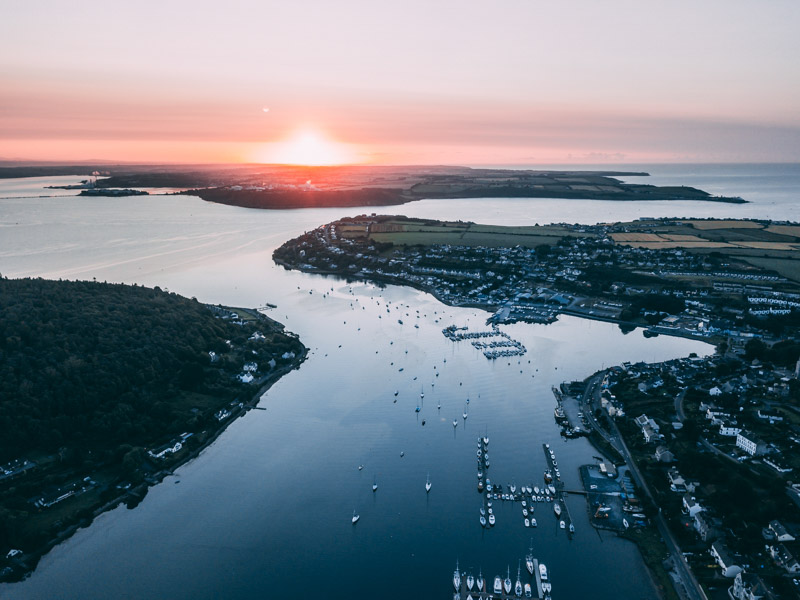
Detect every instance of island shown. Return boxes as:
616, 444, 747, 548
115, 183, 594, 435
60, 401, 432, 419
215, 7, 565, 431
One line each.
274, 215, 800, 599
0, 278, 306, 582
0, 164, 745, 206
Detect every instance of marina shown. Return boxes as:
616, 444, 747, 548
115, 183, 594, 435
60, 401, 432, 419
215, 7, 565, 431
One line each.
451, 556, 550, 600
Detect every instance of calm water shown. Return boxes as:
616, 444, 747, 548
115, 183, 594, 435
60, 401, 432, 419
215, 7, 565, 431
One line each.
0, 164, 797, 599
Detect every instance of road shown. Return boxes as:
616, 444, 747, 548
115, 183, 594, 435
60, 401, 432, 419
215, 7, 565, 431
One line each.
585, 373, 708, 600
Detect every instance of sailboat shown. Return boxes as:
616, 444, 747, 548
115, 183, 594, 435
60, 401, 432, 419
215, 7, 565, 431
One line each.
467, 572, 474, 591
526, 544, 534, 575
453, 561, 461, 591
372, 477, 378, 492
351, 510, 360, 524
515, 563, 523, 597
504, 567, 512, 594
453, 419, 458, 428
426, 473, 432, 493
463, 405, 468, 420
476, 570, 485, 592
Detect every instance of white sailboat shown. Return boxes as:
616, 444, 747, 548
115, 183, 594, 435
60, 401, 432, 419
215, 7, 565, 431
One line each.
526, 545, 534, 575
515, 564, 523, 597
426, 473, 432, 493
504, 567, 512, 595
476, 569, 484, 592
467, 573, 474, 591
351, 510, 360, 524
453, 561, 461, 591
372, 477, 378, 492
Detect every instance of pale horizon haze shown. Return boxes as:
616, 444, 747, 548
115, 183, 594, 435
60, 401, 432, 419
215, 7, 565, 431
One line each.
2, 0, 799, 165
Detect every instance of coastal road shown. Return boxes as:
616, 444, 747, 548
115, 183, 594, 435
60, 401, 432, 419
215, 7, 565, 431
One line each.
606, 412, 709, 600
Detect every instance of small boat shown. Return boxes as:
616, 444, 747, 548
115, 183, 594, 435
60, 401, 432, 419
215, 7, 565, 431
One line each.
352, 510, 360, 524
480, 515, 486, 527
524, 583, 532, 598
467, 573, 474, 591
483, 436, 489, 446
494, 576, 503, 594
526, 546, 534, 575
400, 451, 405, 457
515, 564, 523, 597
504, 567, 512, 595
358, 465, 364, 471
524, 518, 530, 527
477, 449, 482, 458
623, 518, 629, 529
539, 563, 548, 581
477, 480, 484, 492
548, 484, 556, 495
522, 508, 528, 517
372, 477, 378, 492
477, 570, 485, 592
488, 514, 495, 526
533, 486, 540, 495
480, 507, 486, 516
454, 561, 461, 591
510, 482, 516, 494
559, 520, 565, 529
521, 500, 526, 507
569, 523, 575, 533
415, 406, 420, 412
531, 518, 537, 527
426, 474, 432, 493
453, 419, 458, 428
553, 502, 562, 517
542, 583, 551, 593
463, 406, 468, 419
394, 390, 399, 396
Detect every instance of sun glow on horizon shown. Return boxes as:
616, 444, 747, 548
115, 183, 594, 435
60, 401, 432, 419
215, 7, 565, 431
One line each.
253, 129, 359, 166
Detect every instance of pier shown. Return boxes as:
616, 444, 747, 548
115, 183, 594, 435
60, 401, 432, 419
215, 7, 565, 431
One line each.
452, 557, 549, 599
542, 444, 574, 537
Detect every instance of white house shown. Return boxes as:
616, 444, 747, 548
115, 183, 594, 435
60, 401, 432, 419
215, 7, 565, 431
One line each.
769, 520, 795, 542
736, 431, 767, 456
683, 493, 705, 517
710, 540, 742, 578
719, 422, 742, 437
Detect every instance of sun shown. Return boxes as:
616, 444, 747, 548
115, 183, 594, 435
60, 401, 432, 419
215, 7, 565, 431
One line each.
255, 129, 356, 166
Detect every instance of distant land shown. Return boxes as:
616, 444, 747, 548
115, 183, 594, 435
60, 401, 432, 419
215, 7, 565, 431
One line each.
0, 164, 746, 206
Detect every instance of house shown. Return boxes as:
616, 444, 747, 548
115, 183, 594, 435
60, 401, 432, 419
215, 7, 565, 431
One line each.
769, 544, 800, 573
683, 493, 705, 517
693, 512, 719, 542
719, 422, 742, 437
654, 445, 674, 463
768, 520, 795, 542
148, 440, 182, 459
710, 540, 743, 578
729, 572, 771, 600
736, 431, 767, 456
667, 467, 687, 492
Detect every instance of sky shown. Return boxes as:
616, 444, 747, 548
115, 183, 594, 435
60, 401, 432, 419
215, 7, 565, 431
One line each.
1, 0, 799, 165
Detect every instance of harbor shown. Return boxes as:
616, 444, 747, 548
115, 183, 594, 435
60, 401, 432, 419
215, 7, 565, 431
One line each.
442, 325, 527, 359
452, 554, 551, 600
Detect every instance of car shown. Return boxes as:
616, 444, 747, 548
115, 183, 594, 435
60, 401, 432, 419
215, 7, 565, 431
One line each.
589, 484, 597, 490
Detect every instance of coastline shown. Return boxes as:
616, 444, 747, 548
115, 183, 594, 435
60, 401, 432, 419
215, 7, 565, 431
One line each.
1, 308, 307, 584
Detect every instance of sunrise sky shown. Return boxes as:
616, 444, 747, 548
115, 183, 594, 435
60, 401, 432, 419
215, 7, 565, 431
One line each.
2, 0, 799, 165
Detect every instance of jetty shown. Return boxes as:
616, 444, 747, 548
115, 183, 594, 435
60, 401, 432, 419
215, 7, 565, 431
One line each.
452, 557, 550, 599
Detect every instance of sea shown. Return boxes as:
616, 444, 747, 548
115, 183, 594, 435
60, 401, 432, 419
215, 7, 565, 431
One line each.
0, 163, 798, 599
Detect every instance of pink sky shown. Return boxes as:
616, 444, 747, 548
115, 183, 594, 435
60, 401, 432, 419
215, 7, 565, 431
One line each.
2, 1, 799, 165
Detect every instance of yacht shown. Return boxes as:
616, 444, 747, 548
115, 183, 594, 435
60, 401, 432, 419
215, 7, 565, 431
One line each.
483, 435, 489, 446
515, 564, 523, 597
526, 546, 534, 575
426, 474, 432, 493
524, 518, 530, 527
480, 515, 486, 527
352, 510, 360, 524
372, 477, 378, 492
539, 563, 548, 581
553, 502, 562, 517
569, 523, 575, 533
493, 576, 503, 595
531, 518, 537, 527
524, 583, 532, 598
488, 514, 496, 526
477, 570, 485, 592
533, 486, 540, 495
467, 573, 474, 591
504, 567, 512, 594
510, 482, 517, 494
522, 508, 528, 517
560, 520, 565, 529
453, 561, 461, 591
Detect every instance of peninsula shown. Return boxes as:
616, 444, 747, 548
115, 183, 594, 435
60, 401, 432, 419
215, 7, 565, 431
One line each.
0, 278, 305, 582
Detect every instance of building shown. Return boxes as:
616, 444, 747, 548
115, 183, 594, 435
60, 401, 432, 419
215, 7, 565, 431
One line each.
729, 572, 772, 600
148, 440, 183, 459
736, 431, 767, 456
667, 467, 687, 493
719, 422, 742, 437
710, 540, 742, 578
654, 445, 674, 463
769, 544, 800, 573
768, 520, 795, 542
693, 513, 719, 542
683, 493, 705, 517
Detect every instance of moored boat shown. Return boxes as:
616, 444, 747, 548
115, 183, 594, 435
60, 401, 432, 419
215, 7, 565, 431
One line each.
539, 562, 548, 581
453, 561, 461, 591
467, 573, 474, 591
515, 564, 523, 597
526, 546, 534, 575
524, 583, 532, 598
504, 567, 512, 594
553, 502, 562, 516
493, 576, 503, 594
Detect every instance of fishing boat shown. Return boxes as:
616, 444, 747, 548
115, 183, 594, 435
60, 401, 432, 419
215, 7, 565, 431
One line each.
493, 576, 503, 594
515, 564, 523, 597
553, 502, 562, 517
453, 561, 461, 591
504, 567, 512, 594
426, 474, 432, 493
526, 546, 534, 575
467, 573, 474, 591
352, 510, 360, 524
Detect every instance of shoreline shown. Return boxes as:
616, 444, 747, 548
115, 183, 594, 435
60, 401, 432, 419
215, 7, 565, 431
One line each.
1, 310, 307, 585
